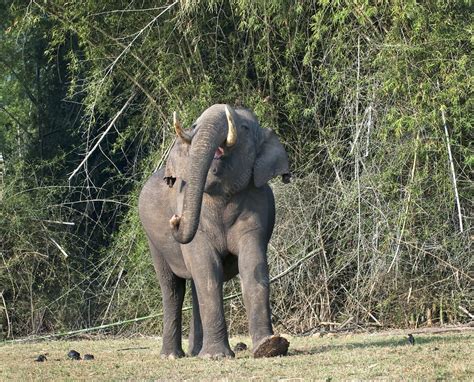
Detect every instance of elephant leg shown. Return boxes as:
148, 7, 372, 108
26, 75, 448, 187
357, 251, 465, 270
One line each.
238, 237, 289, 358
188, 281, 203, 356
149, 240, 186, 359
182, 241, 234, 359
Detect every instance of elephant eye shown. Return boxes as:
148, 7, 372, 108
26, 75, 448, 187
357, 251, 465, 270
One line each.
242, 124, 249, 130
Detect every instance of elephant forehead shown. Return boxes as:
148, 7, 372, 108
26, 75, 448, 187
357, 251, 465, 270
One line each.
204, 103, 227, 112
199, 104, 227, 120
195, 113, 227, 129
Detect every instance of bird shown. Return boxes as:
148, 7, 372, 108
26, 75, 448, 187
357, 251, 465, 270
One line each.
407, 333, 415, 345
83, 354, 94, 360
35, 354, 47, 362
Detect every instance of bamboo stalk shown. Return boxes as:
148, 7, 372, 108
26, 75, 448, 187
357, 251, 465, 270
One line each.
441, 107, 464, 232
0, 292, 12, 339
388, 132, 419, 273
101, 268, 124, 326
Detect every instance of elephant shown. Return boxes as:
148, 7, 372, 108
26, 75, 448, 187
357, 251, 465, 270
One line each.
138, 104, 291, 359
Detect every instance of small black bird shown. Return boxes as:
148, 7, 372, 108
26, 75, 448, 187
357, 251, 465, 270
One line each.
83, 354, 94, 360
35, 354, 47, 362
407, 333, 415, 346
67, 350, 81, 360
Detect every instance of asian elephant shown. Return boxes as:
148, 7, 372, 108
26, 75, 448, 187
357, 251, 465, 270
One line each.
138, 104, 291, 359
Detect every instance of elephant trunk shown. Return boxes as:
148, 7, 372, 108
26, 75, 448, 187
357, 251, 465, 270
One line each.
171, 115, 228, 244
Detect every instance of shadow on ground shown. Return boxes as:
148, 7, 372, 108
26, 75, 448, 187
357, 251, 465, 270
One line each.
289, 334, 463, 356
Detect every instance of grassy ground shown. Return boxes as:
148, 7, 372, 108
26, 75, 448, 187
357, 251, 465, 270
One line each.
1, 329, 472, 380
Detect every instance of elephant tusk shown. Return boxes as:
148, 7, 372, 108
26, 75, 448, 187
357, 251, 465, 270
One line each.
224, 105, 237, 147
173, 112, 192, 144
169, 214, 181, 229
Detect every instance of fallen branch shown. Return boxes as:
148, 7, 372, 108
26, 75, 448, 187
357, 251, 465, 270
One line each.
117, 346, 151, 352
2, 311, 174, 343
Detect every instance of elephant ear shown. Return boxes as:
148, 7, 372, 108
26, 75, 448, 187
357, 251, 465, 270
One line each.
164, 139, 190, 187
253, 128, 291, 188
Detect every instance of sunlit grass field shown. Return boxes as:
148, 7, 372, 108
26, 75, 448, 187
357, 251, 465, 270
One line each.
1, 330, 472, 380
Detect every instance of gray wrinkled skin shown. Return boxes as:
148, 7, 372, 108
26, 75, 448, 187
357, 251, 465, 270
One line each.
138, 104, 290, 359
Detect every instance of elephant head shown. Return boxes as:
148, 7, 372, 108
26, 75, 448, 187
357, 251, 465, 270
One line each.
164, 104, 290, 244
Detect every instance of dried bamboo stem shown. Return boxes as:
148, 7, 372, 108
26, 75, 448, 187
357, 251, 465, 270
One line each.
441, 107, 464, 232
101, 268, 124, 325
388, 132, 419, 273
1, 291, 12, 338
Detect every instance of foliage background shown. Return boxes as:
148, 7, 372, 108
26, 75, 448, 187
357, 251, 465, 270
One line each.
0, 0, 472, 338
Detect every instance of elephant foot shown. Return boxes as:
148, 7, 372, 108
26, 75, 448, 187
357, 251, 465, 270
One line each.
160, 349, 185, 360
253, 335, 289, 358
198, 344, 235, 360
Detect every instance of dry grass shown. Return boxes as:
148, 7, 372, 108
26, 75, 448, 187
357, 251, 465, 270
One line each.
1, 329, 472, 380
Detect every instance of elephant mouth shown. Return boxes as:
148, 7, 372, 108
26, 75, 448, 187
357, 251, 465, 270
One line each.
214, 146, 224, 160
